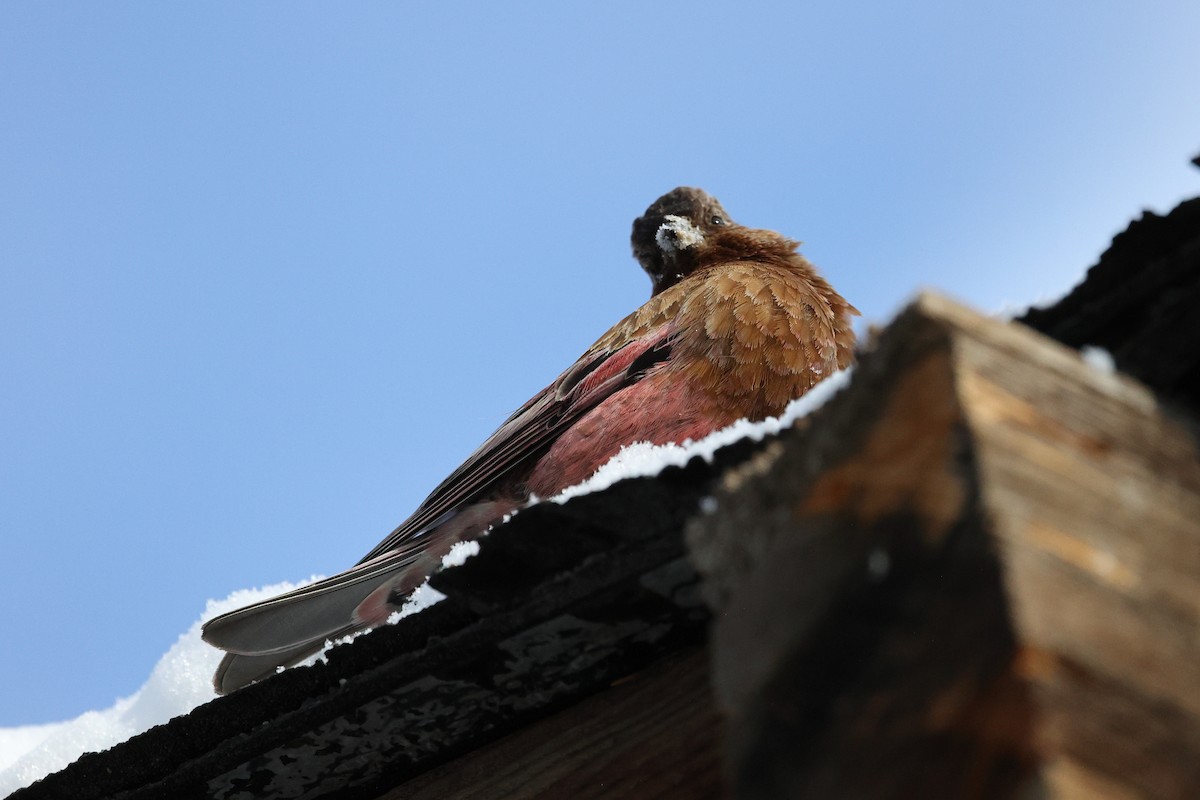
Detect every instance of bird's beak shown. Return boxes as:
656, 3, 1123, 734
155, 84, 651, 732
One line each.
656, 215, 705, 254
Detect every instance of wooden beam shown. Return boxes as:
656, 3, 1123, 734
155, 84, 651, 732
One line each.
690, 293, 1200, 799
379, 648, 724, 800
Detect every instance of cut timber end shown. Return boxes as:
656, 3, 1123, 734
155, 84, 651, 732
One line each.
689, 291, 1200, 800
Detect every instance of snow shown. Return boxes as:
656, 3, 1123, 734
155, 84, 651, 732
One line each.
994, 292, 1061, 321
656, 215, 705, 252
0, 368, 851, 794
441, 539, 481, 568
1081, 345, 1116, 374
0, 574, 452, 795
993, 270, 1084, 320
0, 724, 65, 775
0, 579, 310, 795
867, 548, 892, 580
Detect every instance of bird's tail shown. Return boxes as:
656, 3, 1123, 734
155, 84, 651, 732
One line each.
212, 638, 347, 695
202, 548, 427, 694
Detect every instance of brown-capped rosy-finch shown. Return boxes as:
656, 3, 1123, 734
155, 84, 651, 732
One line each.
202, 187, 858, 693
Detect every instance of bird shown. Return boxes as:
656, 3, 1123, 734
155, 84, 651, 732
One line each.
201, 187, 859, 694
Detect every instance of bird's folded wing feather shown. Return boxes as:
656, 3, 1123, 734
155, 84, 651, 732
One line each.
358, 320, 677, 560
201, 322, 676, 667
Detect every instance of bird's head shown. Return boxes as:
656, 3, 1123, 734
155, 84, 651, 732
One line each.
631, 187, 800, 295
631, 187, 734, 295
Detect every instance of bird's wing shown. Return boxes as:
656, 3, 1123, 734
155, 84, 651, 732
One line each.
201, 322, 677, 688
359, 319, 678, 559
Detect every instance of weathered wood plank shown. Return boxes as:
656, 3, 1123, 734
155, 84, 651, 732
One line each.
380, 648, 724, 800
689, 292, 1200, 799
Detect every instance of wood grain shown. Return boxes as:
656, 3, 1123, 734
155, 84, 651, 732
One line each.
382, 648, 724, 800
691, 293, 1200, 799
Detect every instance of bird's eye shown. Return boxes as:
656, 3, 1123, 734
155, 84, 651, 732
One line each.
711, 215, 725, 226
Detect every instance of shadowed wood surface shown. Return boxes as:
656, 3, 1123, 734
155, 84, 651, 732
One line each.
382, 648, 723, 800
689, 293, 1200, 800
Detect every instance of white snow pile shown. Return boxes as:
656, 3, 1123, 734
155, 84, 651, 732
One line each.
1080, 344, 1116, 375
992, 267, 1083, 321
0, 367, 851, 795
0, 575, 451, 796
0, 580, 301, 793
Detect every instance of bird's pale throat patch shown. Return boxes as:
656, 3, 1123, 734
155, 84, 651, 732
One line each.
656, 214, 705, 253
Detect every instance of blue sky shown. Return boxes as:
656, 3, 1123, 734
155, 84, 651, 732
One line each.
2, 2, 1197, 725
